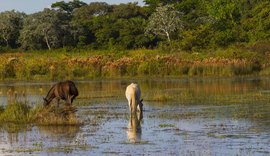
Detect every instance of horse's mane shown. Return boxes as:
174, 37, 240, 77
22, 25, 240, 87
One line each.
45, 84, 56, 99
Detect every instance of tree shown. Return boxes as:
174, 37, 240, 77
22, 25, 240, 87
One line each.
145, 4, 183, 42
72, 2, 112, 23
242, 1, 270, 41
144, 0, 181, 10
204, 0, 248, 47
71, 2, 112, 47
114, 17, 153, 49
92, 16, 118, 49
20, 9, 71, 50
0, 10, 25, 48
206, 0, 242, 26
91, 3, 153, 49
51, 0, 87, 14
111, 2, 147, 19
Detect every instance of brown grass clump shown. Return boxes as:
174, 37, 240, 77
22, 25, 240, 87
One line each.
34, 105, 82, 126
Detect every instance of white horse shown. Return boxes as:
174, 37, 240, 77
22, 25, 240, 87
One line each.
125, 83, 143, 114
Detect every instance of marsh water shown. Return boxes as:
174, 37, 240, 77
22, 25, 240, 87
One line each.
0, 77, 270, 155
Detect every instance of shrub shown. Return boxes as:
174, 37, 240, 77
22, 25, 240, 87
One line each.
137, 62, 150, 75
2, 61, 16, 78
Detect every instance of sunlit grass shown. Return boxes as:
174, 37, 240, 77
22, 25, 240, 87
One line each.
34, 105, 82, 126
146, 92, 173, 102
15, 148, 43, 153
0, 49, 266, 80
0, 102, 33, 123
0, 102, 82, 125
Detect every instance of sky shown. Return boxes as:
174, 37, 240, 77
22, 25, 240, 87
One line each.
0, 0, 145, 14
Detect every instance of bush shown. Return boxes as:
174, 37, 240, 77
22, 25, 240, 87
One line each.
2, 61, 16, 78
138, 62, 150, 75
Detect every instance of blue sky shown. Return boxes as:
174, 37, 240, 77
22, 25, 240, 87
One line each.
0, 0, 145, 14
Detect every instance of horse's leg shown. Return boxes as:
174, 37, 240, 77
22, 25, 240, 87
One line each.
128, 99, 132, 112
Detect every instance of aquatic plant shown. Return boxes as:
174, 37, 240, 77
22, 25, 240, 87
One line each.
159, 123, 175, 128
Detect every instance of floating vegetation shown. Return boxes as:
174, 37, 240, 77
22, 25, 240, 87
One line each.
159, 123, 175, 128
46, 144, 92, 153
207, 133, 247, 139
15, 147, 43, 153
120, 140, 152, 145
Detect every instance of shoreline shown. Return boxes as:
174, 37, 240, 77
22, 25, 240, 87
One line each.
0, 49, 268, 81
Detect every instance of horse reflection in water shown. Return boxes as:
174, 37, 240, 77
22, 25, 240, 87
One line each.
127, 112, 143, 143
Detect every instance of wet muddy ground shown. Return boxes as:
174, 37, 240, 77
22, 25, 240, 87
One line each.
0, 78, 270, 155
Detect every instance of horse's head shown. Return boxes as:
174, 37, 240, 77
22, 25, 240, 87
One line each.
137, 99, 144, 120
139, 99, 143, 109
66, 95, 74, 105
43, 97, 49, 106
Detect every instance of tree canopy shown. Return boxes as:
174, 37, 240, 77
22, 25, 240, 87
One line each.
19, 9, 71, 50
0, 0, 269, 51
0, 10, 25, 48
145, 4, 183, 42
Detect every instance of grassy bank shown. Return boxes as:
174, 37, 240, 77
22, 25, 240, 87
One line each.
0, 102, 81, 125
0, 47, 269, 80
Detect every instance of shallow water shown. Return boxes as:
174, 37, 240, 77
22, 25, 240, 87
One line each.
0, 77, 270, 155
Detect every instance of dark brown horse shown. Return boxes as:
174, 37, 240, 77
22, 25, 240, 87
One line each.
43, 80, 79, 107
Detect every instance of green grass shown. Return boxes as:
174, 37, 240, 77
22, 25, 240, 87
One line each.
0, 103, 33, 123
146, 93, 173, 102
159, 123, 175, 128
34, 105, 82, 126
0, 48, 267, 80
0, 102, 82, 125
15, 148, 43, 153
120, 140, 152, 145
47, 145, 91, 152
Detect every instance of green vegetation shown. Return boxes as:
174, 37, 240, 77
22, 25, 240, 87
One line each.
0, 1, 270, 78
159, 123, 175, 128
120, 140, 152, 145
0, 102, 81, 125
35, 105, 81, 125
0, 103, 33, 123
0, 0, 270, 52
0, 47, 268, 80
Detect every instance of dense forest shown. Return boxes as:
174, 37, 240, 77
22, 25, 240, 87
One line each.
0, 0, 269, 52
